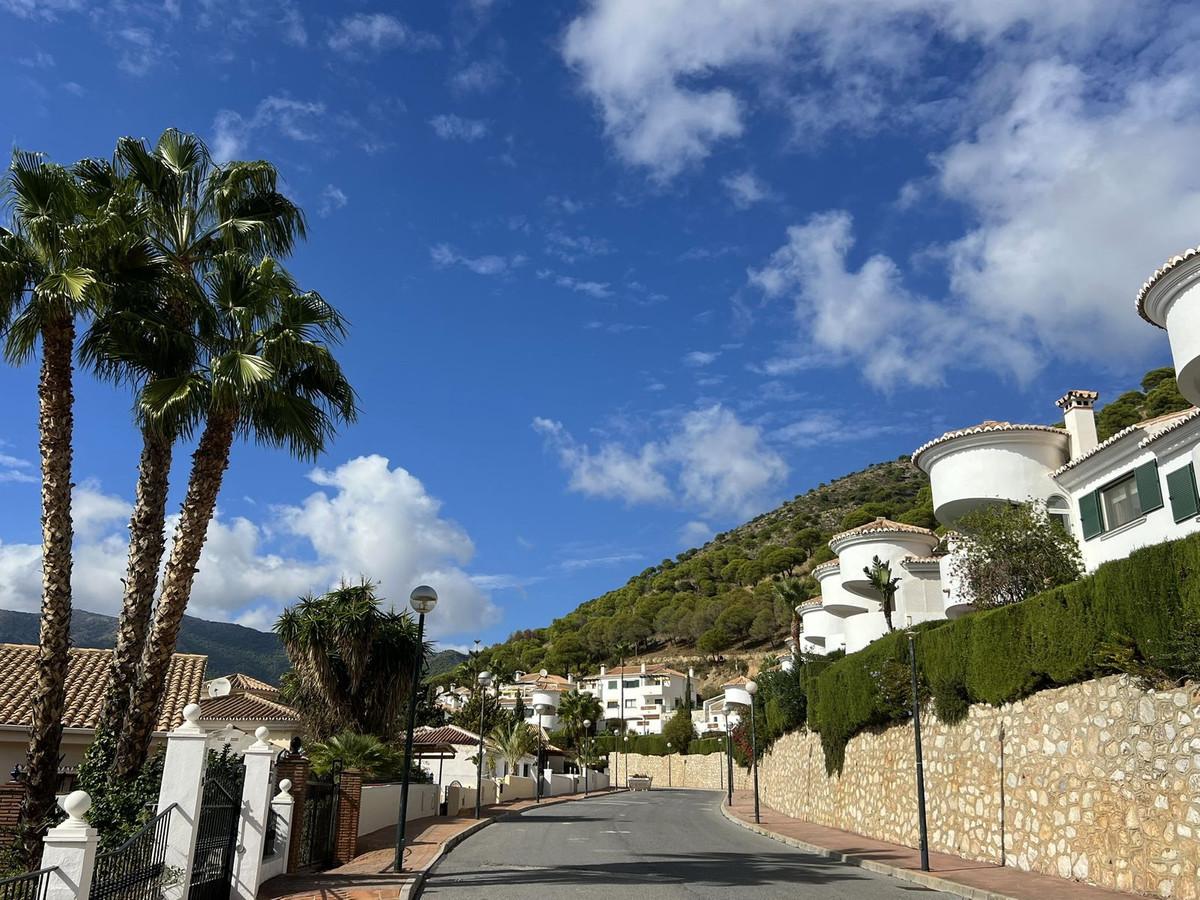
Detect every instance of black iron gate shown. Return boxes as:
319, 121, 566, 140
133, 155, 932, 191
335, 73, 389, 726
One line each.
189, 765, 244, 900
297, 772, 339, 869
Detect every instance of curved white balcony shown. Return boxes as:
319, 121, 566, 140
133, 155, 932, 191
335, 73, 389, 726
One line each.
531, 688, 562, 713
1139, 249, 1200, 406
797, 599, 843, 655
814, 560, 871, 617
938, 540, 973, 619
912, 426, 1068, 526
842, 610, 889, 654
830, 520, 939, 600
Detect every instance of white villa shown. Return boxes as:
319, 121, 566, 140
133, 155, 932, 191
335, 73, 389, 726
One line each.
497, 671, 575, 731
692, 677, 745, 736
797, 247, 1200, 657
577, 663, 695, 735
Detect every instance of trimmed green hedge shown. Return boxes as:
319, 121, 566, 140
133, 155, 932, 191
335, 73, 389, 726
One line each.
687, 737, 725, 755
808, 532, 1200, 774
594, 732, 725, 756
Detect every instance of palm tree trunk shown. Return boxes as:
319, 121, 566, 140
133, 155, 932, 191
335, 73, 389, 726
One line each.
97, 429, 173, 740
21, 317, 75, 864
115, 411, 236, 777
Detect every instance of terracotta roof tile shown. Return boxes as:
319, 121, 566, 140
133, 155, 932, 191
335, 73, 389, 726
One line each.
810, 559, 839, 577
414, 724, 482, 745
199, 692, 298, 724
0, 644, 205, 733
1136, 246, 1200, 326
829, 517, 936, 549
225, 673, 279, 696
1051, 408, 1200, 476
912, 421, 1066, 467
582, 664, 687, 679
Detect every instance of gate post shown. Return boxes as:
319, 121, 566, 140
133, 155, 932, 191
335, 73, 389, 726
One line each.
41, 791, 98, 900
232, 728, 275, 900
332, 769, 362, 866
158, 703, 208, 900
275, 755, 310, 873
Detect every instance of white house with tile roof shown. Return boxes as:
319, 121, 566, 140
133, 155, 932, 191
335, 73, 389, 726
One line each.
1138, 247, 1200, 410
199, 672, 301, 755
577, 663, 694, 735
496, 670, 575, 731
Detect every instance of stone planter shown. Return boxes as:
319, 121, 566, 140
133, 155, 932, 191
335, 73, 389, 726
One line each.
628, 776, 652, 791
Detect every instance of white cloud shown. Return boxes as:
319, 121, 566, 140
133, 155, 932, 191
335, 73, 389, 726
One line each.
18, 50, 54, 68
0, 450, 36, 484
561, 0, 1143, 179
545, 231, 611, 263
449, 58, 505, 94
533, 404, 787, 518
722, 170, 773, 209
328, 13, 439, 55
679, 519, 712, 547
683, 350, 718, 367
532, 417, 670, 505
751, 53, 1200, 387
771, 411, 913, 448
429, 114, 489, 142
0, 0, 82, 20
211, 96, 325, 161
537, 270, 611, 298
280, 2, 307, 46
431, 243, 526, 276
558, 553, 644, 572
0, 457, 500, 642
319, 184, 349, 217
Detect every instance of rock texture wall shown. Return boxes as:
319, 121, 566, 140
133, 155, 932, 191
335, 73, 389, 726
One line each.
622, 675, 1200, 899
608, 748, 752, 792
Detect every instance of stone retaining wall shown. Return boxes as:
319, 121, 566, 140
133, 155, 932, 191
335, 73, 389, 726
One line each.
621, 675, 1200, 899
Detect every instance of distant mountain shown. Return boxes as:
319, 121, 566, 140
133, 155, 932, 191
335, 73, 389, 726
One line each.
0, 609, 468, 685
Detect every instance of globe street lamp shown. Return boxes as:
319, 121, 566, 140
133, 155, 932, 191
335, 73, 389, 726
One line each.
395, 585, 437, 872
666, 742, 672, 787
723, 708, 733, 807
475, 670, 492, 819
747, 679, 760, 825
583, 718, 592, 797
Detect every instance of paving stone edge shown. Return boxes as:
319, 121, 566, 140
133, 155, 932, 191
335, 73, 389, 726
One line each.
718, 801, 1019, 900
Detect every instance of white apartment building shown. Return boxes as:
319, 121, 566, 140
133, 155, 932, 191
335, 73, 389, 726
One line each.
577, 663, 695, 735
496, 670, 573, 731
797, 243, 1200, 657
691, 679, 744, 736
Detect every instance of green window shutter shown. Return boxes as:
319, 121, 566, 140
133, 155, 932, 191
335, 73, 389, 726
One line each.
1134, 460, 1164, 513
1167, 463, 1200, 522
1079, 490, 1103, 540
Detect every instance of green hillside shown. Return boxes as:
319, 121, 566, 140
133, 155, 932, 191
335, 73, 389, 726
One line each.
0, 608, 467, 684
469, 366, 1193, 681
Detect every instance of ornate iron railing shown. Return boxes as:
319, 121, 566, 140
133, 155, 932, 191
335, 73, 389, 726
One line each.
88, 805, 175, 900
263, 808, 281, 859
0, 867, 55, 900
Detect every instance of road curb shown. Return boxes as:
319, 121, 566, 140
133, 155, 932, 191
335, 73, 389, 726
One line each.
409, 789, 624, 899
718, 801, 1021, 900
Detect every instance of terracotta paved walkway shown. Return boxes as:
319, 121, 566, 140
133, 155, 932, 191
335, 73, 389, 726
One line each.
259, 788, 621, 900
724, 790, 1136, 900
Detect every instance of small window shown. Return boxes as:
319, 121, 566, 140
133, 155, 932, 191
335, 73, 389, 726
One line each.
1047, 495, 1070, 532
623, 679, 639, 688
1101, 475, 1142, 529
606, 700, 618, 709
624, 698, 636, 708
607, 680, 617, 690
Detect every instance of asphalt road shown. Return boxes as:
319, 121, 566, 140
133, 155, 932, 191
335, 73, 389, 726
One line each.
423, 790, 951, 898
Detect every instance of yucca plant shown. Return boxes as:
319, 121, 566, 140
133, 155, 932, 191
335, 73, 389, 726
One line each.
489, 720, 536, 775
863, 556, 901, 631
307, 731, 402, 779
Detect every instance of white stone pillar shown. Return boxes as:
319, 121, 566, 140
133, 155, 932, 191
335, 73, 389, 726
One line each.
157, 702, 208, 900
41, 790, 98, 900
271, 779, 295, 867
232, 727, 275, 900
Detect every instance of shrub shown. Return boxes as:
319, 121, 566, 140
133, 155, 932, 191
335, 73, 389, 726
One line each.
807, 532, 1200, 773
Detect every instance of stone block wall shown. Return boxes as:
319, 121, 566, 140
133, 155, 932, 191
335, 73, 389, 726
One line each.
619, 675, 1200, 900
609, 749, 751, 792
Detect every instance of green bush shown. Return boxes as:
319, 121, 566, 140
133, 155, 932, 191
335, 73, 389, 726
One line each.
687, 738, 725, 755
807, 532, 1200, 774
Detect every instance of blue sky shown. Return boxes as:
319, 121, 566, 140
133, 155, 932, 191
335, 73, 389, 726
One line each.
1, 0, 1197, 650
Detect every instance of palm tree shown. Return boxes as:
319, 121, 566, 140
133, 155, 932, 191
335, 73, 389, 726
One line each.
307, 731, 402, 779
556, 689, 603, 749
489, 720, 536, 776
0, 152, 126, 858
115, 254, 356, 774
80, 131, 306, 745
863, 555, 901, 632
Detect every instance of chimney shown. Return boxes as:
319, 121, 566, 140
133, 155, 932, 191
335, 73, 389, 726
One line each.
1056, 390, 1099, 459
640, 662, 647, 675
687, 667, 694, 679
567, 673, 574, 684
599, 666, 606, 677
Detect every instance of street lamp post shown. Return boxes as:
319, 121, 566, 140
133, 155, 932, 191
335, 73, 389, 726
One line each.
908, 629, 931, 871
395, 585, 437, 873
475, 670, 492, 819
747, 679, 760, 825
536, 706, 545, 803
666, 742, 672, 787
583, 718, 591, 797
724, 709, 733, 807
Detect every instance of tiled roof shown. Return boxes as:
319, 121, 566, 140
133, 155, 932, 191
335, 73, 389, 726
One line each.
583, 663, 686, 679
722, 675, 750, 688
1136, 246, 1200, 326
796, 598, 823, 612
0, 644, 205, 733
225, 673, 279, 696
1051, 408, 1200, 476
414, 724, 482, 746
515, 672, 570, 686
912, 421, 1065, 467
829, 517, 936, 549
900, 555, 942, 568
810, 559, 839, 577
199, 692, 298, 724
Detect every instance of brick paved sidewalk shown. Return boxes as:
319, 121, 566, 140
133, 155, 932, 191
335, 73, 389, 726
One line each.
259, 787, 621, 900
724, 790, 1136, 900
